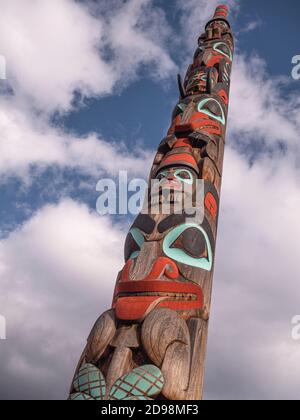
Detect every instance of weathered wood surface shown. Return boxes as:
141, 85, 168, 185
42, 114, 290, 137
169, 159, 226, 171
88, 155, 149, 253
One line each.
69, 5, 234, 401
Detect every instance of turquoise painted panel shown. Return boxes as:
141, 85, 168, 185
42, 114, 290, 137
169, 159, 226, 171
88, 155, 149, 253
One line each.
163, 223, 213, 271
198, 98, 226, 125
73, 363, 106, 400
213, 41, 233, 61
109, 365, 164, 400
129, 228, 145, 260
69, 392, 94, 400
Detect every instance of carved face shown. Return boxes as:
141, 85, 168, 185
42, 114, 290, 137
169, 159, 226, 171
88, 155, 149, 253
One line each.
169, 94, 227, 138
112, 175, 219, 323
184, 68, 207, 95
113, 224, 205, 322
204, 41, 232, 67
152, 165, 198, 208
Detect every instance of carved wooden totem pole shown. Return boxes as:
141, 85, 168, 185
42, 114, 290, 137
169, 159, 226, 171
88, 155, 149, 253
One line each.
69, 5, 234, 401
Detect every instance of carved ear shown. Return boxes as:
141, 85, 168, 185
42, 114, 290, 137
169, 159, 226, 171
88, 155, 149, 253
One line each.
85, 310, 116, 363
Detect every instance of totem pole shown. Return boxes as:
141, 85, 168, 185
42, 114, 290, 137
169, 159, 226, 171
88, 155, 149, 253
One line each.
69, 5, 234, 401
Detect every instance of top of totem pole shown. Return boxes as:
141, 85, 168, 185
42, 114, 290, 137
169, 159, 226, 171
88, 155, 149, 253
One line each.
205, 4, 231, 30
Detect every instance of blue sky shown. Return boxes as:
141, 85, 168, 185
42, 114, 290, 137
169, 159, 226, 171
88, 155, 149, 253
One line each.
1, 0, 299, 231
0, 0, 300, 400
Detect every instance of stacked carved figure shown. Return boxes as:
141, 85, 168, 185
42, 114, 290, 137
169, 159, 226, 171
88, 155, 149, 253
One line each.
70, 5, 234, 401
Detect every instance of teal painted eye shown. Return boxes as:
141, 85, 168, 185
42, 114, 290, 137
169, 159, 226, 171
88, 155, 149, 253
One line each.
163, 223, 213, 271
213, 42, 233, 61
124, 228, 145, 261
156, 171, 168, 181
174, 169, 193, 185
198, 98, 226, 125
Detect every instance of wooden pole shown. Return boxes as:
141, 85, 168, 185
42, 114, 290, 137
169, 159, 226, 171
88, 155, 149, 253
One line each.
69, 5, 234, 401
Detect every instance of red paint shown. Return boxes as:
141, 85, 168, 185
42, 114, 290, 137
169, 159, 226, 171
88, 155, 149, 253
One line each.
113, 257, 203, 320
214, 5, 229, 18
167, 114, 182, 136
119, 259, 133, 282
205, 192, 218, 219
119, 257, 178, 284
114, 280, 204, 321
206, 54, 228, 67
217, 89, 229, 105
175, 112, 221, 136
161, 153, 198, 169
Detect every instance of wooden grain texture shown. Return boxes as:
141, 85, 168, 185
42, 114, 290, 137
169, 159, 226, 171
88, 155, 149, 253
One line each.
69, 5, 234, 401
105, 347, 133, 395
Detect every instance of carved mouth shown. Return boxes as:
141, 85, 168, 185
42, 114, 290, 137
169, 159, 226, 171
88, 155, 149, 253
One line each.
113, 280, 203, 321
117, 291, 197, 301
175, 120, 221, 135
151, 191, 192, 207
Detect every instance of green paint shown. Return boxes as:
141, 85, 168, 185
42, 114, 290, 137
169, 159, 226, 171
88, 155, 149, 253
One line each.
198, 98, 226, 125
213, 42, 233, 61
109, 365, 164, 400
73, 363, 106, 400
163, 223, 213, 271
157, 169, 194, 185
69, 392, 94, 400
70, 364, 164, 401
129, 228, 145, 259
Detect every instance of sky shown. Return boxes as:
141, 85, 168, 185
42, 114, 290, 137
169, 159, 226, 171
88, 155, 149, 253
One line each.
0, 0, 300, 400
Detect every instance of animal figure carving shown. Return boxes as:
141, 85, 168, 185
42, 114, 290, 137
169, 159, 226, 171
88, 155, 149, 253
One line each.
69, 5, 234, 401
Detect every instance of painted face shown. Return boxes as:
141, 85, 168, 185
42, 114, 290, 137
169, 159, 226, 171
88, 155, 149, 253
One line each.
197, 97, 226, 126
112, 179, 219, 323
184, 68, 207, 95
173, 95, 227, 138
113, 222, 205, 321
157, 167, 194, 187
151, 166, 198, 209
205, 41, 233, 67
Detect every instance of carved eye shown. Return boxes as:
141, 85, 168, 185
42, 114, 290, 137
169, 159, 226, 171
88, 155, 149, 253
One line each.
124, 228, 145, 261
172, 228, 207, 258
198, 98, 226, 125
172, 102, 187, 119
156, 171, 168, 181
163, 224, 213, 271
174, 169, 193, 185
213, 42, 232, 61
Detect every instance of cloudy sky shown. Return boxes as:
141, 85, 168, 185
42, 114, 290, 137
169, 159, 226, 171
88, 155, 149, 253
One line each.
0, 0, 300, 400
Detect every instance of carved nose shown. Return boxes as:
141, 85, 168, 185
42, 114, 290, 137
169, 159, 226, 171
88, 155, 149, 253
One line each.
142, 257, 179, 281
121, 241, 179, 282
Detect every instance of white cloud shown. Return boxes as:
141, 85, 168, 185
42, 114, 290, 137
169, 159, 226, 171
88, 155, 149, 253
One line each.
0, 0, 174, 182
2, 148, 300, 400
176, 0, 239, 55
0, 199, 125, 399
0, 0, 114, 112
204, 147, 300, 400
1, 0, 300, 401
0, 0, 176, 113
238, 19, 263, 34
106, 0, 176, 83
0, 97, 153, 180
229, 54, 299, 150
